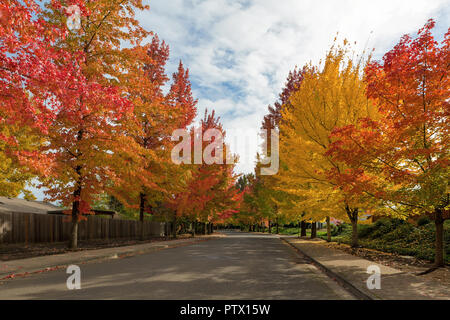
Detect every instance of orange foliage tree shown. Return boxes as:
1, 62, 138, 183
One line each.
169, 110, 242, 234
35, 0, 150, 249
328, 20, 449, 266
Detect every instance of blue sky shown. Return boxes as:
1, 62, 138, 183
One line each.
136, 0, 449, 173
27, 0, 450, 201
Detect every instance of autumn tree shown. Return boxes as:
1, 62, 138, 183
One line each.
169, 61, 198, 129
0, 0, 75, 198
36, 0, 150, 249
258, 68, 305, 233
277, 41, 379, 247
0, 124, 41, 199
328, 20, 449, 266
262, 67, 304, 131
170, 110, 242, 234
234, 163, 271, 232
234, 174, 259, 230
108, 35, 196, 240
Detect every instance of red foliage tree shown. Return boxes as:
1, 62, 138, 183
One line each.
261, 67, 304, 130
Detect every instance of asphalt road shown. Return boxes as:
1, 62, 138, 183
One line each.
0, 231, 354, 299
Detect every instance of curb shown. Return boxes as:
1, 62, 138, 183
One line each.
0, 236, 221, 281
281, 237, 376, 300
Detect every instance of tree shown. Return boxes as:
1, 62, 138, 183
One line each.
0, 0, 69, 132
277, 41, 379, 247
108, 35, 183, 237
0, 123, 41, 198
328, 20, 449, 266
250, 68, 306, 234
0, 0, 75, 197
170, 110, 242, 233
110, 38, 197, 241
38, 0, 150, 249
234, 173, 261, 230
262, 67, 304, 131
169, 61, 198, 129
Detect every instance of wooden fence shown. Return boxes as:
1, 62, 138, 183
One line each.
0, 212, 169, 244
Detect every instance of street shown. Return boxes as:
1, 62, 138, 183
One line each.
0, 232, 354, 299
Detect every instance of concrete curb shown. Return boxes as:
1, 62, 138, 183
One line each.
281, 237, 375, 300
0, 235, 223, 280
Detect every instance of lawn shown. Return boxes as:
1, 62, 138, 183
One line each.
267, 225, 328, 237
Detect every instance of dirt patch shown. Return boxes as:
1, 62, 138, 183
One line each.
317, 240, 450, 286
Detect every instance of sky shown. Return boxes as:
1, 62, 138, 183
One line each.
27, 0, 450, 201
137, 0, 450, 174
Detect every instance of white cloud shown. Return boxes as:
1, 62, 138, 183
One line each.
139, 0, 449, 156
27, 0, 450, 201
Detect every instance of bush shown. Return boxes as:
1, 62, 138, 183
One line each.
369, 218, 405, 239
331, 225, 341, 236
383, 223, 414, 242
417, 216, 431, 226
358, 224, 375, 238
327, 217, 449, 264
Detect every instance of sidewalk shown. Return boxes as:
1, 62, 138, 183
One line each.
283, 237, 450, 300
0, 234, 222, 280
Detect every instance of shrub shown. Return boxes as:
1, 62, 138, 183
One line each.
383, 223, 415, 242
417, 216, 431, 226
327, 217, 449, 264
358, 224, 376, 238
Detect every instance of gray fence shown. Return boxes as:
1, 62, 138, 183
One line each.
0, 212, 168, 244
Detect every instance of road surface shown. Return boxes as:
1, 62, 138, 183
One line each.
0, 231, 354, 299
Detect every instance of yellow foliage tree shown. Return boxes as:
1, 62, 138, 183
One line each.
276, 41, 379, 247
0, 122, 41, 199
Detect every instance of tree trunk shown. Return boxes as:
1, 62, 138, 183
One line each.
351, 219, 358, 248
164, 213, 169, 240
192, 222, 196, 237
139, 192, 145, 240
172, 215, 177, 239
69, 216, 78, 250
326, 216, 331, 242
69, 179, 82, 250
298, 220, 301, 238
434, 210, 445, 267
276, 217, 279, 234
203, 222, 207, 235
268, 220, 272, 233
310, 222, 317, 239
69, 131, 84, 250
345, 205, 359, 248
301, 221, 307, 237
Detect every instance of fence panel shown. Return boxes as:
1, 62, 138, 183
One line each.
0, 212, 169, 244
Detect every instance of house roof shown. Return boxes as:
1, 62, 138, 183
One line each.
0, 196, 62, 214
0, 197, 116, 216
